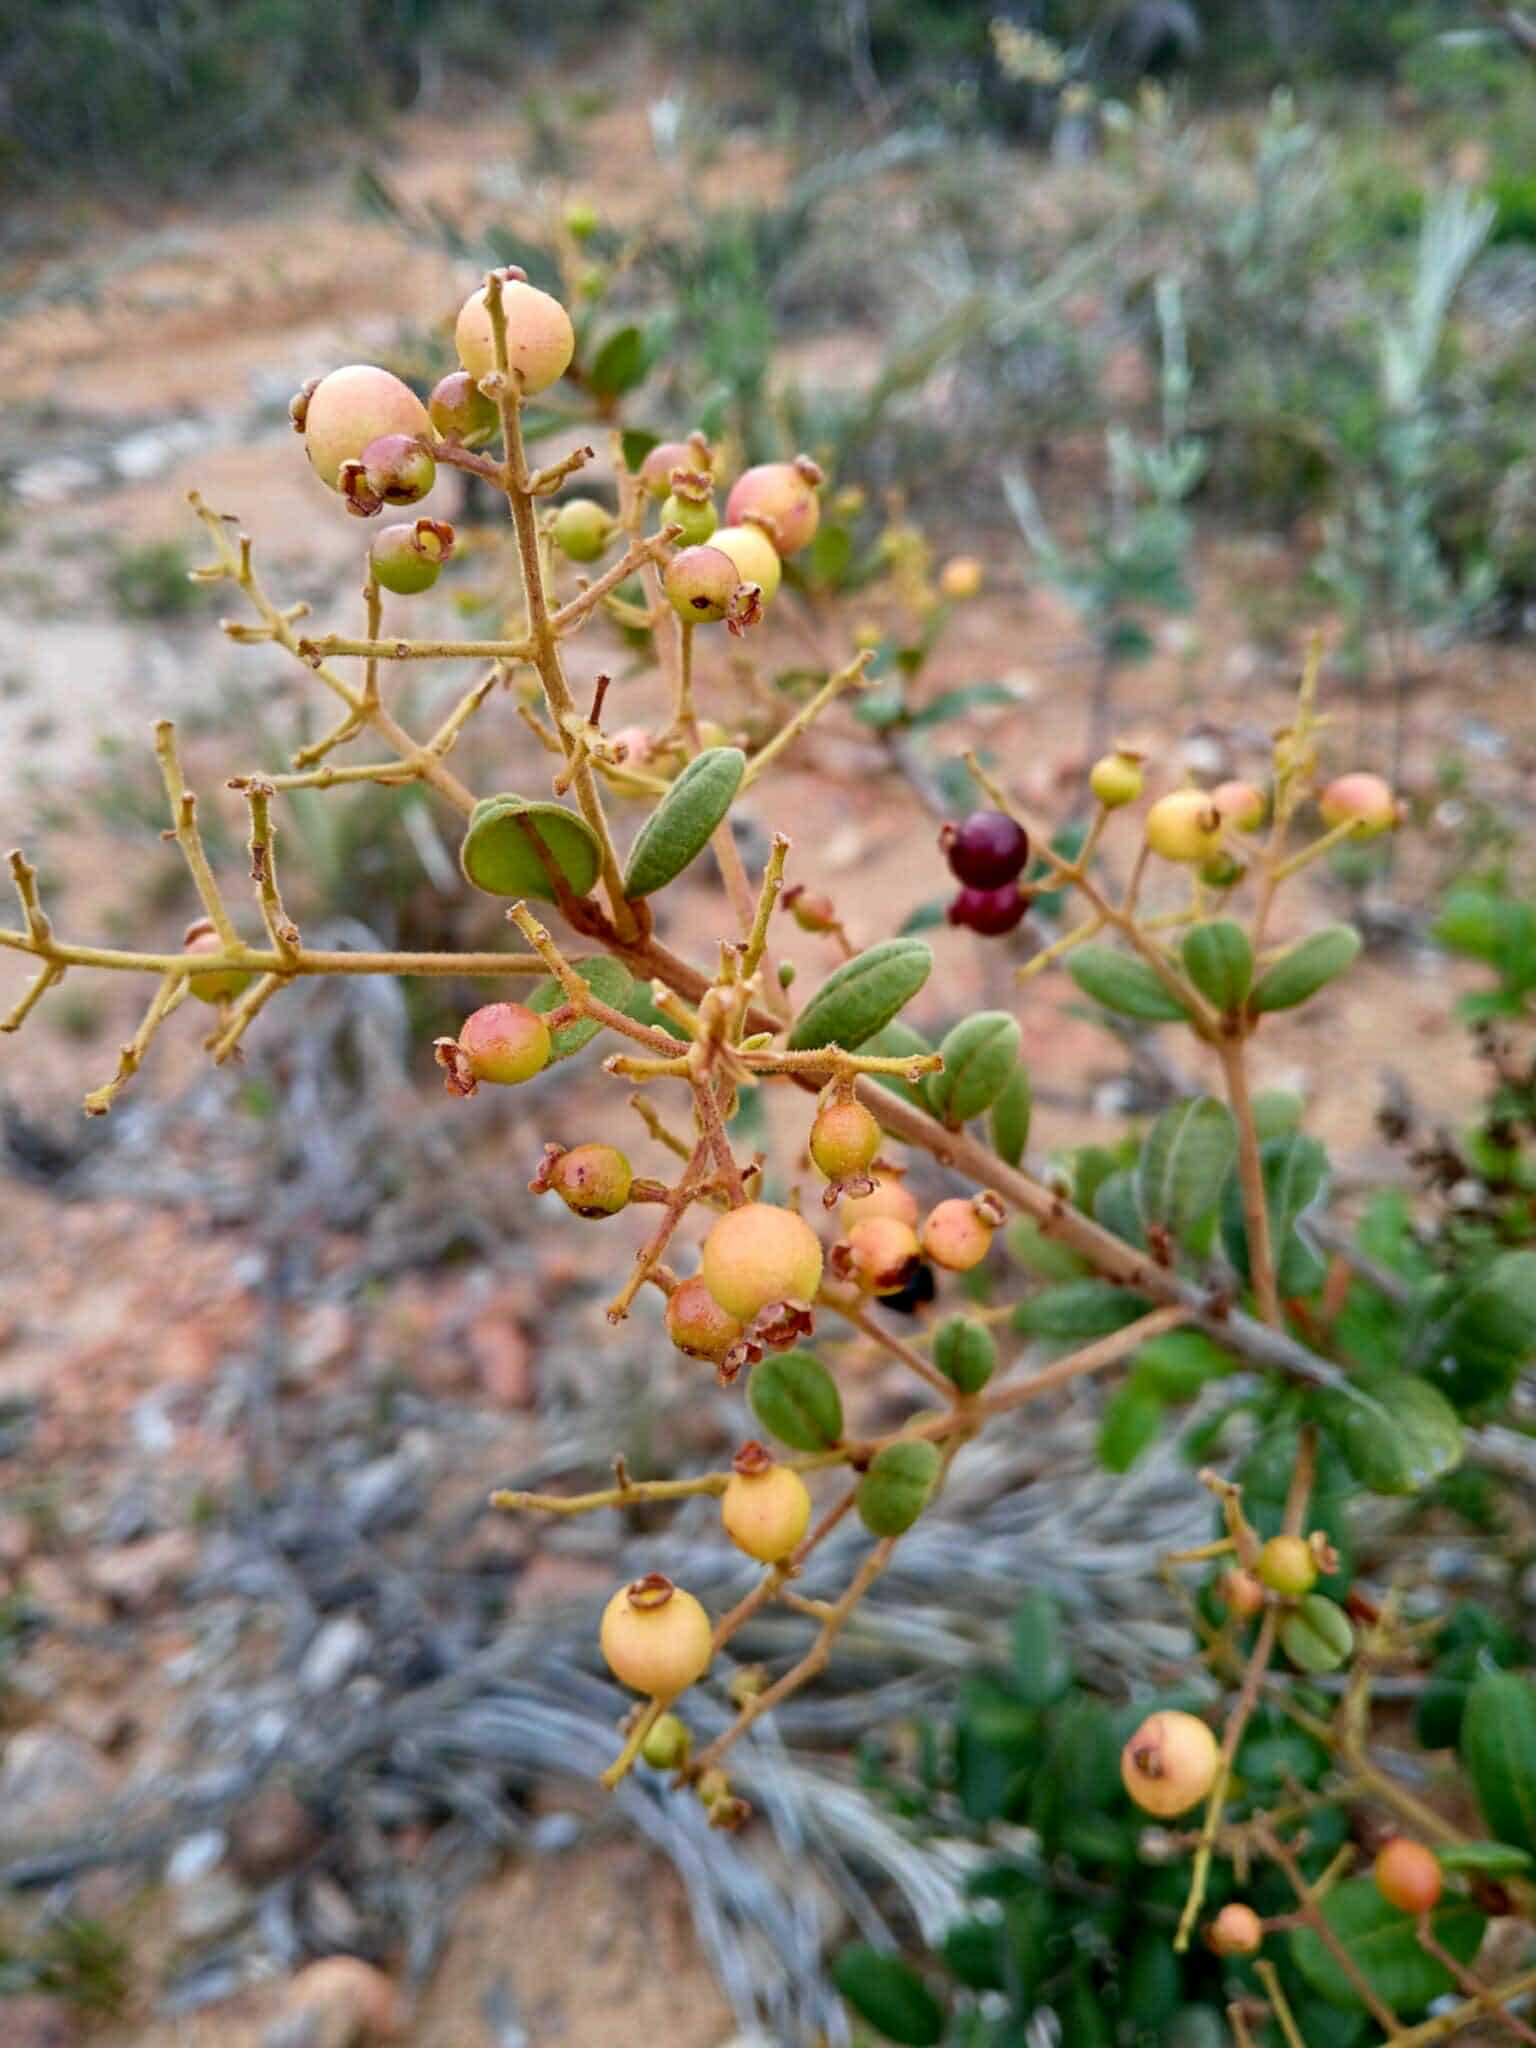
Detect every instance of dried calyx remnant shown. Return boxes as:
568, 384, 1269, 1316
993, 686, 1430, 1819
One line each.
13, 258, 1523, 2046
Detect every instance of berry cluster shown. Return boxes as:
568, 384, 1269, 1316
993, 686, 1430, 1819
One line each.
941, 809, 1030, 934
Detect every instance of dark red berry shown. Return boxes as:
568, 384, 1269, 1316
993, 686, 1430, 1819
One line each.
942, 810, 1029, 889
947, 884, 1027, 936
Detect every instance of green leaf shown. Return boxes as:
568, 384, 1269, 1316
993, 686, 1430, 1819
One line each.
1251, 924, 1362, 1013
1136, 1096, 1238, 1241
1280, 1593, 1355, 1673
832, 1946, 945, 2046
1289, 1879, 1485, 2014
1462, 1670, 1536, 1855
1318, 1372, 1464, 1495
806, 522, 853, 588
621, 747, 745, 898
587, 323, 649, 398
858, 1020, 934, 1108
459, 794, 602, 902
1067, 946, 1189, 1022
933, 1315, 997, 1395
1098, 1383, 1164, 1472
989, 1062, 1032, 1165
1180, 920, 1253, 1010
1014, 1281, 1150, 1338
526, 956, 635, 1061
906, 681, 1020, 730
1011, 1589, 1071, 1707
1131, 1329, 1234, 1400
1413, 1249, 1536, 1417
1437, 1840, 1534, 1876
925, 1011, 1022, 1125
941, 1919, 1004, 1993
619, 427, 660, 475
747, 1350, 843, 1452
1251, 1087, 1306, 1140
1092, 1168, 1146, 1249
1126, 1928, 1182, 2029
787, 939, 933, 1052
857, 1439, 941, 1536
1004, 1217, 1088, 1280
1220, 1133, 1329, 1298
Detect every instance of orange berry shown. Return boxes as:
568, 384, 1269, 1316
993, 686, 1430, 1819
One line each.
1218, 1569, 1266, 1620
1208, 1903, 1263, 1957
666, 1276, 744, 1361
600, 1574, 713, 1699
1320, 771, 1398, 839
920, 1198, 995, 1273
939, 555, 983, 601
1121, 1709, 1220, 1818
845, 1216, 923, 1295
840, 1174, 919, 1231
701, 1204, 824, 1323
721, 1445, 812, 1563
455, 275, 574, 393
1374, 1838, 1443, 1915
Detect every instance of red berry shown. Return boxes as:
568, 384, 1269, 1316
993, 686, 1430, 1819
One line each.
947, 885, 1027, 936
942, 811, 1030, 889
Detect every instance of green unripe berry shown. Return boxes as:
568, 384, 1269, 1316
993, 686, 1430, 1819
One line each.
662, 489, 718, 547
371, 518, 454, 596
711, 523, 782, 604
664, 544, 743, 625
547, 1143, 633, 1218
183, 922, 254, 1005
725, 457, 822, 557
455, 273, 575, 393
1257, 1534, 1318, 1598
809, 1100, 881, 1181
701, 1203, 824, 1323
300, 365, 431, 496
428, 370, 498, 447
563, 197, 600, 240
1089, 749, 1144, 809
552, 497, 614, 564
856, 1439, 940, 1536
641, 1711, 691, 1771
457, 1002, 551, 1086
933, 1315, 997, 1394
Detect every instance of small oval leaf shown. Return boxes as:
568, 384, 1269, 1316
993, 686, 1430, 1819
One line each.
1289, 1878, 1485, 2015
622, 747, 745, 898
1181, 919, 1254, 1010
933, 1314, 997, 1394
857, 1439, 941, 1536
1220, 1132, 1330, 1298
1413, 1248, 1536, 1417
1136, 1096, 1238, 1240
989, 1061, 1032, 1165
1461, 1670, 1536, 1855
526, 956, 635, 1061
1251, 923, 1362, 1014
1437, 1840, 1534, 1876
1014, 1280, 1151, 1338
787, 938, 933, 1053
832, 1945, 945, 2046
925, 1010, 1022, 1125
1067, 945, 1189, 1022
1279, 1593, 1355, 1673
747, 1349, 843, 1452
1318, 1372, 1464, 1496
460, 793, 602, 902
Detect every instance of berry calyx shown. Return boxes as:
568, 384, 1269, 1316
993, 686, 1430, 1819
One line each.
664, 544, 746, 624
920, 1195, 1000, 1273
640, 1711, 691, 1771
1145, 789, 1223, 864
1320, 771, 1398, 839
700, 1203, 824, 1323
939, 555, 983, 601
1218, 1568, 1266, 1620
721, 1442, 812, 1563
455, 274, 575, 393
840, 1174, 918, 1230
1257, 1534, 1318, 1598
182, 922, 253, 1005
437, 1002, 550, 1095
542, 1143, 633, 1218
301, 366, 431, 497
552, 497, 614, 564
428, 370, 497, 446
712, 524, 782, 603
725, 458, 822, 557
842, 1216, 923, 1296
941, 810, 1030, 890
809, 1100, 881, 1182
599, 1574, 713, 1699
371, 518, 454, 596
947, 884, 1027, 936
1089, 748, 1145, 809
666, 1275, 745, 1361
1374, 1838, 1443, 1915
1121, 1709, 1220, 1818
1207, 1904, 1263, 1957
1212, 779, 1266, 831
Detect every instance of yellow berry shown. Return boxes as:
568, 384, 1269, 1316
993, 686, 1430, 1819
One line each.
701, 1204, 824, 1323
182, 924, 253, 1005
810, 1101, 881, 1181
845, 1216, 922, 1295
1257, 1534, 1318, 1598
600, 1574, 713, 1699
721, 1446, 812, 1563
710, 522, 782, 604
1145, 789, 1223, 864
939, 555, 983, 601
1089, 751, 1144, 809
1121, 1709, 1220, 1818
840, 1174, 918, 1231
547, 1144, 632, 1218
455, 276, 574, 393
